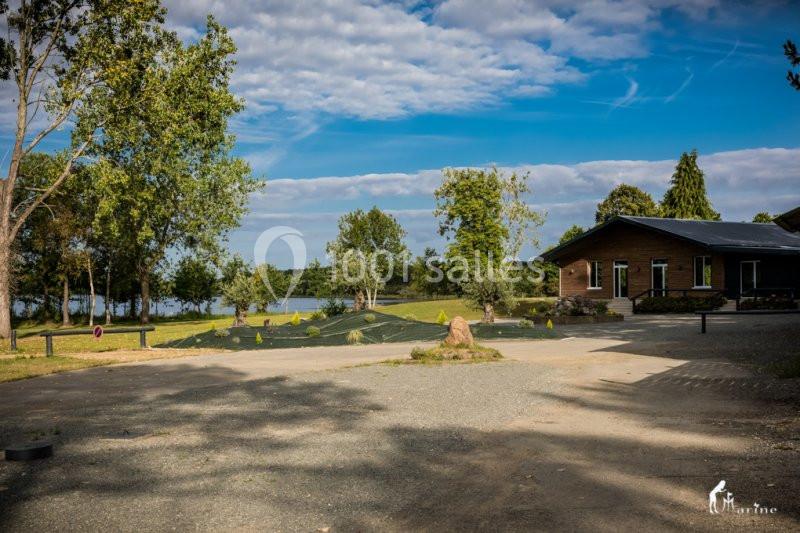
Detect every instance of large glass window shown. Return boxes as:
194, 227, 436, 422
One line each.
694, 256, 712, 288
588, 260, 602, 289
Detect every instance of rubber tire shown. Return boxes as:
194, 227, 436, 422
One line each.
4, 441, 53, 461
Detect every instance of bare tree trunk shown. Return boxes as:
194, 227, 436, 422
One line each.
42, 283, 50, 321
482, 302, 495, 323
232, 306, 247, 327
62, 277, 72, 327
104, 262, 112, 325
128, 290, 137, 320
87, 256, 95, 327
353, 289, 365, 311
0, 243, 11, 338
140, 270, 150, 324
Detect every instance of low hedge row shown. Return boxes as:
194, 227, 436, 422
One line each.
739, 298, 798, 310
635, 294, 726, 313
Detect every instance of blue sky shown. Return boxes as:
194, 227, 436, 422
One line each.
4, 0, 800, 268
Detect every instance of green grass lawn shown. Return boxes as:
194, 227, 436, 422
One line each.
0, 355, 115, 383
375, 298, 482, 322
375, 297, 555, 322
1, 311, 309, 357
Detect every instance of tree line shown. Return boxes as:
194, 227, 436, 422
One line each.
1, 1, 260, 336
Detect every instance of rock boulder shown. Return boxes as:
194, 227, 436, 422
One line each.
444, 316, 474, 347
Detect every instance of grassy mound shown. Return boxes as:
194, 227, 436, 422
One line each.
158, 311, 559, 351
409, 343, 502, 363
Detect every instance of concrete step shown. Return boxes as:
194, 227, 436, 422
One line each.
719, 300, 738, 311
607, 298, 633, 316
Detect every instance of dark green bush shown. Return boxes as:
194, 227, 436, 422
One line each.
498, 299, 555, 317
321, 298, 348, 317
635, 294, 726, 313
739, 298, 797, 311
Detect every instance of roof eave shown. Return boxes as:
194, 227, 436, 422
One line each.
710, 245, 800, 255
775, 206, 800, 232
540, 216, 713, 263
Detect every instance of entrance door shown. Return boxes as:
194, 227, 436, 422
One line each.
652, 259, 667, 297
740, 260, 760, 295
613, 261, 629, 298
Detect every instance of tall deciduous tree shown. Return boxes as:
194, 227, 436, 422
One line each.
253, 263, 289, 313
595, 184, 659, 224
91, 17, 260, 324
752, 212, 774, 223
0, 0, 165, 337
171, 256, 217, 314
559, 225, 585, 244
660, 150, 720, 221
435, 167, 545, 322
327, 207, 407, 310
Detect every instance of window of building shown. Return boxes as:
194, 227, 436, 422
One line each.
694, 256, 712, 288
588, 260, 602, 289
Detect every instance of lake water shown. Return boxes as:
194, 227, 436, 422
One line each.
13, 295, 404, 318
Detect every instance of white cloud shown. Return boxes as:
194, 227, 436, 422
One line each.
233, 146, 800, 266
251, 147, 800, 207
163, 0, 721, 120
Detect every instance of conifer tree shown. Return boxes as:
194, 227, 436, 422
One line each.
660, 150, 720, 220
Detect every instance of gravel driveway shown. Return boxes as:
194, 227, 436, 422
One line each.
1, 314, 799, 531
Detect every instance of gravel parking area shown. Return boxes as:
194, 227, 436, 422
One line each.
0, 361, 560, 531
1, 314, 799, 531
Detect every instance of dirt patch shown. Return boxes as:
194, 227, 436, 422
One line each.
62, 347, 230, 363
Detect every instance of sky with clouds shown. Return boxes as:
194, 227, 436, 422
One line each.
4, 0, 800, 267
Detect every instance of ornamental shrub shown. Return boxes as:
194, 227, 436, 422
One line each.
322, 298, 348, 317
635, 295, 726, 313
364, 313, 376, 323
305, 326, 320, 337
255, 332, 263, 345
436, 310, 448, 325
309, 310, 327, 321
739, 297, 797, 311
346, 329, 364, 344
290, 311, 301, 326
518, 319, 533, 328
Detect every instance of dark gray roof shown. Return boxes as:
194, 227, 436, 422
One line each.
621, 216, 800, 251
775, 206, 800, 232
541, 216, 800, 262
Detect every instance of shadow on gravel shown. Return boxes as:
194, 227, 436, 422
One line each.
560, 314, 800, 368
0, 359, 797, 531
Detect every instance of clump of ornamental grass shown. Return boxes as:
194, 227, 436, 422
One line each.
346, 329, 364, 345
